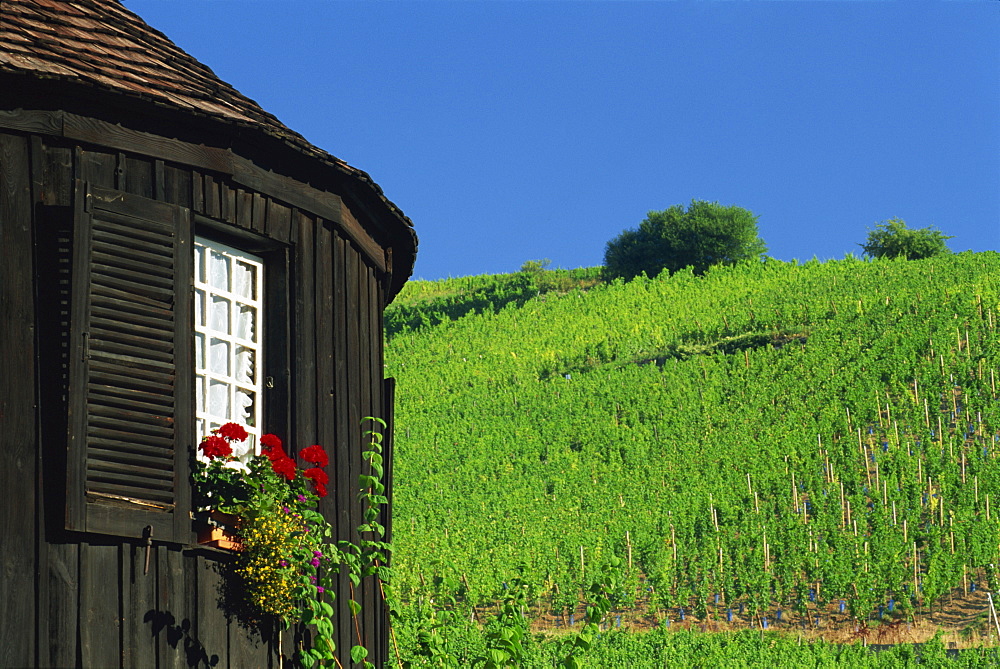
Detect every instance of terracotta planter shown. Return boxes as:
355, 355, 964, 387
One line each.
197, 510, 243, 550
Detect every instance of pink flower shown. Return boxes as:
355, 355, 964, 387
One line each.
317, 586, 325, 593
310, 557, 321, 567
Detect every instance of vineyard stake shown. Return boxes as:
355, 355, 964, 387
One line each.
988, 592, 1000, 641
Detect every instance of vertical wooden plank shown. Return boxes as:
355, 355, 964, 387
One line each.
115, 151, 125, 190
191, 170, 205, 214
267, 200, 292, 243
357, 262, 376, 653
220, 181, 236, 223
162, 163, 193, 208
251, 192, 267, 234
31, 135, 73, 206
236, 189, 253, 230
204, 173, 221, 219
155, 545, 201, 669
345, 240, 365, 658
264, 240, 292, 443
378, 377, 396, 666
313, 216, 341, 664
293, 214, 318, 449
154, 159, 166, 200
290, 211, 319, 661
0, 131, 37, 669
79, 542, 123, 668
40, 541, 78, 667
124, 154, 154, 198
328, 232, 352, 660
78, 147, 116, 187
121, 542, 157, 668
31, 135, 78, 669
195, 555, 229, 669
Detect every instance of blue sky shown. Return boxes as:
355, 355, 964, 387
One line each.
125, 1, 999, 281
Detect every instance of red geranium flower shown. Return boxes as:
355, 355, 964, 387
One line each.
200, 435, 232, 459
271, 455, 297, 481
218, 422, 249, 442
304, 467, 329, 497
300, 444, 329, 468
304, 467, 329, 486
260, 434, 286, 461
260, 433, 282, 450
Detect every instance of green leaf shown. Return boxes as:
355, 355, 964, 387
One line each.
316, 618, 334, 638
299, 648, 318, 668
350, 645, 369, 664
562, 656, 580, 669
348, 599, 362, 616
488, 649, 508, 665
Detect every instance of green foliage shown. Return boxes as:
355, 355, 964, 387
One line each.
603, 200, 767, 280
385, 268, 603, 338
860, 218, 953, 260
387, 252, 1000, 661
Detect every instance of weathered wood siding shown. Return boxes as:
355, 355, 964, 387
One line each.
0, 127, 393, 668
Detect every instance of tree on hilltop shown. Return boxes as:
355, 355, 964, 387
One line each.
860, 218, 953, 260
603, 200, 767, 281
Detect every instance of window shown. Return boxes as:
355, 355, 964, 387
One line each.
64, 183, 289, 543
194, 238, 264, 457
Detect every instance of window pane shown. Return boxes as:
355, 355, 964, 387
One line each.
209, 379, 230, 417
209, 338, 230, 376
210, 296, 230, 333
195, 245, 206, 284
194, 333, 205, 371
237, 388, 256, 426
209, 250, 230, 291
236, 346, 255, 384
236, 304, 256, 342
235, 261, 256, 300
196, 377, 205, 415
195, 288, 206, 328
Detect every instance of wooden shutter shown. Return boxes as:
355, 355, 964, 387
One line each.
66, 182, 193, 542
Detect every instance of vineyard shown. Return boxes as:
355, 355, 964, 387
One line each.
384, 253, 1000, 665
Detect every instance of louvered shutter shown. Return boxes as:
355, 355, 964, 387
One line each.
66, 183, 193, 542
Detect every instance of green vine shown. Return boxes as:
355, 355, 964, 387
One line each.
300, 416, 394, 669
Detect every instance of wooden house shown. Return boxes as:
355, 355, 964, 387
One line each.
0, 0, 416, 666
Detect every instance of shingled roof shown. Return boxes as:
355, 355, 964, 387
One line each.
0, 0, 415, 283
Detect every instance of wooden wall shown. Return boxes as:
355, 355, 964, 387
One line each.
0, 127, 392, 668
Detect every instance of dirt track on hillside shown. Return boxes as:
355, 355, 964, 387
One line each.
526, 585, 1000, 650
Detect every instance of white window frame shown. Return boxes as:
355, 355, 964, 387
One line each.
194, 237, 264, 458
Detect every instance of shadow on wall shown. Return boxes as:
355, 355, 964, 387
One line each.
144, 610, 220, 667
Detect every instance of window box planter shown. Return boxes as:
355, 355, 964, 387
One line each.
196, 510, 243, 550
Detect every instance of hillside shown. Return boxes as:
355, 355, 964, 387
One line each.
384, 254, 1000, 665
